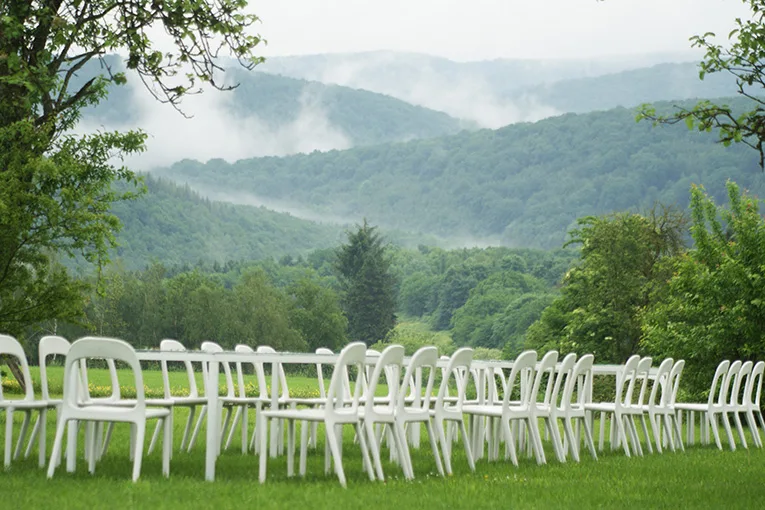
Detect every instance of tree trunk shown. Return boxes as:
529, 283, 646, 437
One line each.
1, 356, 26, 394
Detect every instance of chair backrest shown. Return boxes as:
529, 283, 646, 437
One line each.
548, 352, 577, 410
159, 339, 199, 399
667, 359, 685, 406
201, 341, 234, 398
719, 360, 742, 407
325, 342, 367, 414
530, 350, 558, 408
617, 355, 641, 409
315, 347, 334, 399
562, 353, 595, 408
398, 346, 438, 413
234, 344, 268, 399
626, 356, 652, 406
257, 345, 290, 400
39, 335, 71, 401
0, 334, 35, 401
707, 360, 731, 407
647, 357, 673, 410
732, 360, 753, 406
434, 347, 474, 414
503, 350, 538, 408
746, 361, 765, 407
65, 337, 144, 412
364, 345, 404, 413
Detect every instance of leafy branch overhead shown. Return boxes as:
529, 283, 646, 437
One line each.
0, 1, 265, 337
636, 0, 765, 168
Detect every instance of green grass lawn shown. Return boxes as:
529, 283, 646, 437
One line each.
2, 399, 765, 509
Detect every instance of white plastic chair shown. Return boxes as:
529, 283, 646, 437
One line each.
1, 334, 49, 469
431, 347, 476, 475
24, 335, 70, 467
46, 336, 171, 482
742, 360, 764, 448
535, 351, 576, 463
675, 359, 731, 449
728, 360, 752, 449
640, 357, 674, 453
558, 353, 598, 462
225, 344, 271, 453
258, 341, 374, 487
585, 354, 642, 457
358, 344, 405, 480
147, 339, 208, 454
463, 350, 543, 467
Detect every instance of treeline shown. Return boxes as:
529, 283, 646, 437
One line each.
158, 98, 765, 250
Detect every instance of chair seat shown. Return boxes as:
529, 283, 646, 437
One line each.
96, 398, 174, 407
462, 404, 502, 417
70, 405, 170, 420
261, 407, 359, 423
169, 396, 208, 406
0, 399, 49, 410
221, 396, 268, 406
674, 402, 713, 412
584, 402, 617, 412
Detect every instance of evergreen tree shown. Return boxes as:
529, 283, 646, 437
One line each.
334, 220, 397, 345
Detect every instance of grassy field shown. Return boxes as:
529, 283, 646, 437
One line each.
2, 393, 765, 509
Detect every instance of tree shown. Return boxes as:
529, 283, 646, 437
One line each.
334, 220, 397, 345
642, 181, 765, 397
638, 0, 765, 169
0, 1, 264, 336
287, 277, 347, 352
526, 206, 687, 362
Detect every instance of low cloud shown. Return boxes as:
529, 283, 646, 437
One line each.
75, 76, 351, 170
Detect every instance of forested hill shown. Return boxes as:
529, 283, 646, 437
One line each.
505, 62, 737, 114
156, 98, 765, 250
222, 69, 469, 145
76, 56, 466, 150
106, 176, 347, 270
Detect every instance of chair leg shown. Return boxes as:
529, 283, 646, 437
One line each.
527, 417, 546, 465
733, 411, 747, 449
355, 422, 375, 481
287, 419, 295, 477
708, 413, 723, 450
393, 421, 414, 479
148, 419, 163, 455
258, 415, 268, 484
365, 421, 385, 480
162, 415, 172, 477
224, 407, 240, 451
640, 415, 653, 454
435, 419, 452, 475
4, 408, 14, 468
180, 406, 195, 451
746, 410, 762, 448
38, 409, 48, 468
325, 423, 347, 487
562, 418, 580, 462
47, 418, 67, 479
581, 416, 598, 460
241, 407, 249, 454
131, 422, 146, 482
650, 413, 663, 453
501, 419, 519, 467
458, 419, 476, 472
721, 412, 736, 451
187, 405, 207, 452
14, 410, 31, 460
547, 417, 566, 463
66, 420, 78, 473
300, 420, 310, 477
25, 414, 41, 459
425, 420, 444, 476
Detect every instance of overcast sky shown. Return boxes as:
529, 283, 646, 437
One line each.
252, 0, 753, 61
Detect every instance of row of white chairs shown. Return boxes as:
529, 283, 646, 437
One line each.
3, 333, 765, 485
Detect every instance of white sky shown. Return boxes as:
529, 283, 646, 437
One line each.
251, 0, 753, 61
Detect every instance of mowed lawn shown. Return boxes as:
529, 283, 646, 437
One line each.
2, 370, 765, 509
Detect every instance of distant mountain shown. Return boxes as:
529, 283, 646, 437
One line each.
71, 55, 467, 169
257, 50, 702, 128
505, 62, 739, 114
155, 98, 765, 250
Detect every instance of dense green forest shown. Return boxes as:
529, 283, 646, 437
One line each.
506, 62, 738, 114
103, 176, 346, 270
156, 98, 765, 250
